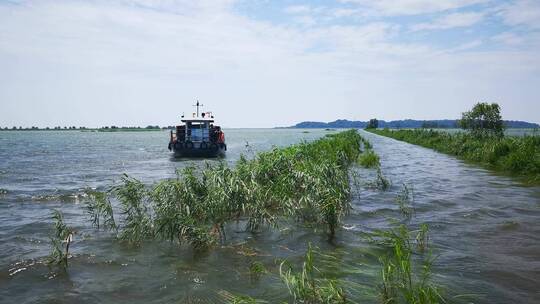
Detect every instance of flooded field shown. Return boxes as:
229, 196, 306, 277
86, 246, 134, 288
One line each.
0, 129, 539, 303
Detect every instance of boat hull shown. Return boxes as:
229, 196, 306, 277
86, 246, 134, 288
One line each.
170, 142, 226, 158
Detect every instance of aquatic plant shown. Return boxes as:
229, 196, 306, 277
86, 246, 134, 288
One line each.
415, 223, 429, 253
85, 189, 116, 230
279, 244, 347, 303
358, 149, 380, 168
374, 168, 391, 191
395, 184, 414, 220
368, 128, 540, 183
151, 178, 221, 249
374, 225, 443, 304
358, 135, 373, 149
112, 174, 153, 244
249, 261, 267, 280
220, 291, 266, 304
87, 130, 363, 247
74, 129, 452, 302
47, 210, 74, 268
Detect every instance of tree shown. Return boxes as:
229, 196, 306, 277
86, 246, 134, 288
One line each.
459, 102, 504, 137
366, 118, 379, 129
421, 121, 438, 129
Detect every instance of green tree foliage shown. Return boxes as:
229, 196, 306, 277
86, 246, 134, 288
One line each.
459, 102, 505, 137
366, 118, 379, 129
421, 121, 438, 129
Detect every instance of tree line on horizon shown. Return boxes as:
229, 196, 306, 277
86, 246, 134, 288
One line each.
365, 102, 524, 138
292, 114, 538, 129
0, 125, 176, 131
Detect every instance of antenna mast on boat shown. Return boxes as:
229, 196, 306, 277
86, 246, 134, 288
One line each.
193, 100, 204, 117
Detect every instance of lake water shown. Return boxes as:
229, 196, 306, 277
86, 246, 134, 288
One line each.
0, 129, 539, 303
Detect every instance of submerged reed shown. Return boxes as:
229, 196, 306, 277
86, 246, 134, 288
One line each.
356, 133, 392, 191
249, 261, 267, 281
358, 149, 380, 168
47, 210, 74, 268
85, 189, 116, 230
373, 168, 391, 191
85, 130, 363, 247
279, 244, 347, 303
374, 225, 443, 304
369, 128, 540, 183
113, 174, 153, 244
395, 184, 414, 220
79, 129, 450, 303
415, 223, 429, 253
220, 291, 265, 304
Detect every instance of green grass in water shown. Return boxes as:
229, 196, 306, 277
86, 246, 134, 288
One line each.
370, 225, 443, 304
85, 129, 363, 247
47, 210, 74, 268
280, 244, 347, 303
368, 128, 540, 183
395, 184, 414, 220
80, 129, 449, 303
358, 150, 380, 168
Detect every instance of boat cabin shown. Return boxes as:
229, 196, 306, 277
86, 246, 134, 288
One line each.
173, 114, 223, 144
168, 101, 226, 157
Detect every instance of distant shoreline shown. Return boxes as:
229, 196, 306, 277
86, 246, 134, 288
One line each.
282, 119, 539, 129
0, 127, 169, 132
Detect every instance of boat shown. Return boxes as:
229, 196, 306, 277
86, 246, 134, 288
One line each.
167, 101, 227, 157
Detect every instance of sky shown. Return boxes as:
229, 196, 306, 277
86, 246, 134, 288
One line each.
0, 0, 539, 128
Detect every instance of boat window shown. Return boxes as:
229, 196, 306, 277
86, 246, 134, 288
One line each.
189, 123, 209, 141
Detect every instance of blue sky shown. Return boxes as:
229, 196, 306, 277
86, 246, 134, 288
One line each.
0, 0, 539, 127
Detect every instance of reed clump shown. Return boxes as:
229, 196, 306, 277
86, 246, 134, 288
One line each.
85, 190, 116, 230
85, 130, 362, 247
47, 210, 74, 268
358, 150, 380, 168
373, 225, 443, 304
249, 261, 267, 280
374, 168, 391, 191
395, 184, 414, 220
364, 181, 442, 304
280, 244, 347, 303
369, 129, 540, 182
220, 292, 264, 304
356, 133, 391, 190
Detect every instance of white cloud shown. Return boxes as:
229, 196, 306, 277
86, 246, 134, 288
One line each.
340, 0, 488, 16
0, 0, 539, 127
498, 0, 540, 29
451, 40, 483, 52
284, 5, 312, 15
331, 8, 361, 18
492, 32, 524, 45
411, 12, 485, 31
292, 15, 317, 26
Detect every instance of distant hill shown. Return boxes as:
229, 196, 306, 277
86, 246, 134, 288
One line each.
286, 119, 539, 129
